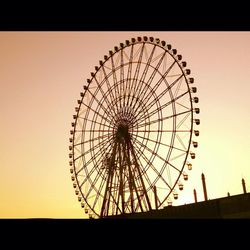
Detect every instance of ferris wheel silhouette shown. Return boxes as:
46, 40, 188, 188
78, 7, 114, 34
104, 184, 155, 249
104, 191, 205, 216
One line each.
69, 36, 200, 218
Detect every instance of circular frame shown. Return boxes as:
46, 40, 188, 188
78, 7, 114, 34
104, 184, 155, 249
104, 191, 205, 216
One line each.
69, 36, 200, 218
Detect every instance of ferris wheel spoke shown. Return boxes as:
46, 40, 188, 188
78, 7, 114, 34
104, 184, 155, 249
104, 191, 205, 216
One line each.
131, 51, 167, 112
173, 76, 184, 98
75, 136, 113, 173
119, 49, 125, 107
132, 132, 187, 153
135, 89, 189, 125
77, 116, 114, 131
79, 140, 114, 190
130, 82, 154, 120
74, 132, 111, 147
109, 81, 128, 108
101, 65, 120, 114
170, 152, 187, 161
135, 109, 192, 130
124, 44, 134, 107
142, 50, 168, 93
91, 173, 108, 211
92, 118, 113, 135
83, 149, 114, 192
110, 52, 122, 110
177, 112, 191, 129
80, 130, 113, 133
85, 87, 115, 121
131, 130, 191, 133
136, 45, 157, 93
130, 144, 154, 189
91, 145, 118, 211
130, 46, 157, 109
134, 74, 184, 123
132, 83, 160, 124
132, 138, 172, 190
90, 105, 114, 134
127, 43, 145, 109
135, 152, 171, 199
133, 60, 176, 116
176, 101, 190, 110
176, 134, 188, 151
84, 162, 108, 203
81, 102, 113, 125
84, 166, 105, 200
91, 76, 117, 118
89, 133, 113, 162
79, 134, 113, 160
91, 136, 114, 163
132, 136, 181, 174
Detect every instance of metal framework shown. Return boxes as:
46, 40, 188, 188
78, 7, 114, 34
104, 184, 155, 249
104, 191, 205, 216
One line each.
69, 36, 200, 218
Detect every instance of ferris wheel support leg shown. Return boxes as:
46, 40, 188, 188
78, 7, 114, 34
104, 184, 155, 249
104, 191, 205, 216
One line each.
118, 143, 125, 214
127, 137, 152, 211
124, 140, 145, 213
100, 141, 118, 218
124, 141, 135, 213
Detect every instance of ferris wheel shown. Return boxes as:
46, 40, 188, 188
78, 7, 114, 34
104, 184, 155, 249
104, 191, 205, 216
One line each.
69, 36, 200, 218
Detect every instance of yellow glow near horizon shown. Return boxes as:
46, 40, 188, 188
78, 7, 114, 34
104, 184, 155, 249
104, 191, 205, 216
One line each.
0, 32, 250, 218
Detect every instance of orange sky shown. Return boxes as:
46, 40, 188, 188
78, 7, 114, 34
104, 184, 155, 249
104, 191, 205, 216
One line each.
0, 31, 250, 218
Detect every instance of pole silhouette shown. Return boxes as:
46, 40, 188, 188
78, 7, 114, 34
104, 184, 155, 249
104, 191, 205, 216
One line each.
201, 173, 208, 201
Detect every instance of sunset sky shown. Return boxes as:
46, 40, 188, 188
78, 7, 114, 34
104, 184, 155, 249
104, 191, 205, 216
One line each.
0, 31, 250, 218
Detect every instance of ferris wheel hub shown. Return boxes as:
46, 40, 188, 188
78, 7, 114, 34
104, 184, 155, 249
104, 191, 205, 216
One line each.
116, 122, 129, 140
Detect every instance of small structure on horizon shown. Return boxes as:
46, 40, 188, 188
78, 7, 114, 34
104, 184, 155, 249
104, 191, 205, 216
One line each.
193, 189, 197, 203
201, 173, 208, 201
242, 178, 247, 194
